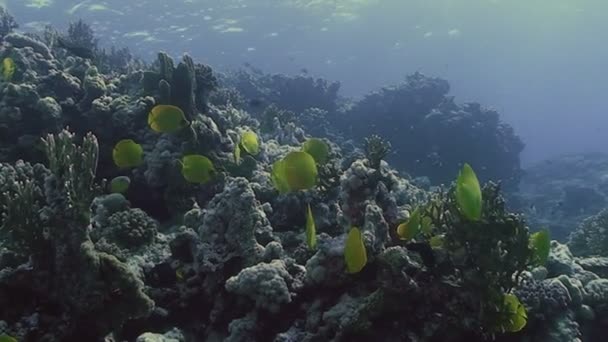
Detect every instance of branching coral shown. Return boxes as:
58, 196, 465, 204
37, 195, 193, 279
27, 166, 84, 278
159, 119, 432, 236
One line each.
417, 182, 533, 335
41, 129, 102, 220
364, 134, 391, 170
96, 45, 141, 74
66, 19, 98, 51
0, 161, 49, 260
259, 104, 295, 134
0, 129, 153, 340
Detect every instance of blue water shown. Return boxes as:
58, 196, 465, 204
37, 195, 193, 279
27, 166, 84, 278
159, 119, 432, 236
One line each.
7, 0, 607, 166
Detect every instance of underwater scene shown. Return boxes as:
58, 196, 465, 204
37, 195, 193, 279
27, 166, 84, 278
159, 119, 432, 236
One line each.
0, 0, 607, 341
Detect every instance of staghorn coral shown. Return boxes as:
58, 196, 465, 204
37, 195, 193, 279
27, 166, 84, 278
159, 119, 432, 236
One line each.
0, 160, 49, 260
41, 129, 101, 217
0, 130, 153, 340
364, 134, 391, 170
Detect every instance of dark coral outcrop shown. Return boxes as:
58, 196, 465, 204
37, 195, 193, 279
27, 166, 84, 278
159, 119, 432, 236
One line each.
338, 73, 524, 187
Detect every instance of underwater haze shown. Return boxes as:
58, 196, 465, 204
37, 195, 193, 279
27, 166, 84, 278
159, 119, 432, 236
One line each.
6, 0, 608, 165
3, 1, 608, 341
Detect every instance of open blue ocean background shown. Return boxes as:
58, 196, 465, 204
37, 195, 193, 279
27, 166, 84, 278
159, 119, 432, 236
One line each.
5, 0, 606, 165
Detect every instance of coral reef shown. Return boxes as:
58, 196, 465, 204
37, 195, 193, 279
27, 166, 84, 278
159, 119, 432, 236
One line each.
66, 19, 98, 51
513, 153, 608, 241
221, 67, 340, 114
514, 241, 608, 342
0, 6, 17, 40
568, 208, 608, 257
0, 11, 606, 342
337, 73, 524, 187
509, 153, 608, 242
0, 130, 153, 340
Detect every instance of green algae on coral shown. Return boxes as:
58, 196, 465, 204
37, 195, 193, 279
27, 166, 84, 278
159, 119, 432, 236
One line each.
455, 163, 482, 221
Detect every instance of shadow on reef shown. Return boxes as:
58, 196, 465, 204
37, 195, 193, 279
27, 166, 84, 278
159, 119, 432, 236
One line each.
0, 9, 607, 342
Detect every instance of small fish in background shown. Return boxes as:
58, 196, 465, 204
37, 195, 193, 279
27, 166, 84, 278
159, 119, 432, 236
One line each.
56, 36, 96, 59
300, 68, 308, 75
550, 201, 564, 215
427, 151, 443, 167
